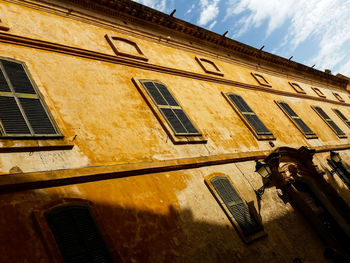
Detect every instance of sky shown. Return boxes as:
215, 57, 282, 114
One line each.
132, 0, 350, 76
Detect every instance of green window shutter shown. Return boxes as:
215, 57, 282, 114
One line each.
141, 80, 201, 136
211, 177, 262, 236
333, 109, 350, 129
277, 101, 316, 136
313, 106, 345, 136
45, 205, 114, 263
227, 94, 272, 135
0, 58, 59, 137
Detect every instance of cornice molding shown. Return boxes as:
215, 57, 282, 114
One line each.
42, 0, 348, 89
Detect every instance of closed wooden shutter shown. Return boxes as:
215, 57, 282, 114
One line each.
227, 94, 272, 136
46, 205, 114, 263
277, 101, 316, 136
0, 58, 59, 137
312, 106, 345, 136
211, 177, 262, 236
141, 80, 200, 136
333, 109, 350, 129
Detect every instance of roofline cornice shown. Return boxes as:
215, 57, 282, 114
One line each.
40, 0, 348, 88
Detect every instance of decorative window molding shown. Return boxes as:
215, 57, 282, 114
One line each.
312, 106, 346, 138
333, 108, 350, 129
105, 34, 148, 61
223, 92, 275, 140
132, 78, 206, 144
34, 199, 114, 263
311, 87, 326, 98
250, 72, 271, 87
276, 101, 317, 139
333, 92, 345, 102
0, 18, 9, 31
205, 174, 266, 243
289, 82, 306, 94
0, 57, 61, 138
195, 57, 224, 76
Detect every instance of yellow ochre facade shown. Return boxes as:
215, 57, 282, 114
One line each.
1, 0, 350, 262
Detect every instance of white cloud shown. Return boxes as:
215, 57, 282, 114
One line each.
131, 0, 168, 12
225, 0, 350, 74
208, 20, 217, 30
186, 4, 195, 15
197, 0, 221, 26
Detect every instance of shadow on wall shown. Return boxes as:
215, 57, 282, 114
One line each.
0, 190, 331, 263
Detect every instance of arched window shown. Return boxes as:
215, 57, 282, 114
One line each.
0, 58, 60, 138
45, 204, 113, 263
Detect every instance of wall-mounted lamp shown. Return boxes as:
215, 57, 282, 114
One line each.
330, 150, 341, 163
255, 160, 272, 200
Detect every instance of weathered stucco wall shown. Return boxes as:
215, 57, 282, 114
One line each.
0, 1, 349, 263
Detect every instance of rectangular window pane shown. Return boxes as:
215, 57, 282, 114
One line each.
0, 96, 31, 135
227, 94, 272, 136
173, 109, 199, 134
155, 83, 179, 106
19, 98, 57, 135
160, 108, 187, 134
313, 106, 345, 136
143, 81, 167, 105
333, 109, 350, 128
0, 69, 10, 92
278, 102, 298, 117
1, 60, 36, 94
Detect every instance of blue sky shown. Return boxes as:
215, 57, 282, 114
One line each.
132, 0, 350, 76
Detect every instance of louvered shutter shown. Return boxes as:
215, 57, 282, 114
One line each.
46, 205, 114, 263
333, 109, 350, 129
313, 106, 345, 136
211, 177, 262, 236
0, 59, 59, 137
277, 101, 316, 136
227, 94, 272, 135
141, 80, 201, 136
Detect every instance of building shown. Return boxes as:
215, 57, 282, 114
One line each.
1, 0, 350, 262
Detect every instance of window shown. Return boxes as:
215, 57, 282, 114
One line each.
312, 106, 346, 138
289, 82, 306, 94
133, 78, 205, 144
205, 175, 265, 243
0, 58, 61, 138
45, 204, 114, 263
223, 93, 274, 140
105, 34, 148, 61
311, 87, 326, 98
251, 72, 271, 87
195, 57, 224, 76
333, 108, 350, 129
333, 92, 345, 102
276, 101, 317, 139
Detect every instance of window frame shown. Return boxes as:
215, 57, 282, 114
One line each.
311, 105, 347, 138
333, 92, 345, 102
205, 174, 266, 243
289, 82, 306, 94
275, 100, 317, 139
0, 18, 9, 31
132, 78, 206, 144
333, 108, 350, 129
0, 57, 62, 139
105, 34, 148, 62
311, 87, 326, 98
251, 72, 272, 87
195, 57, 224, 76
223, 92, 275, 140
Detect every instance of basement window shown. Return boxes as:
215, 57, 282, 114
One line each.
251, 72, 271, 87
223, 92, 275, 140
289, 82, 306, 94
132, 78, 206, 144
195, 57, 224, 76
105, 34, 148, 61
205, 174, 266, 243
